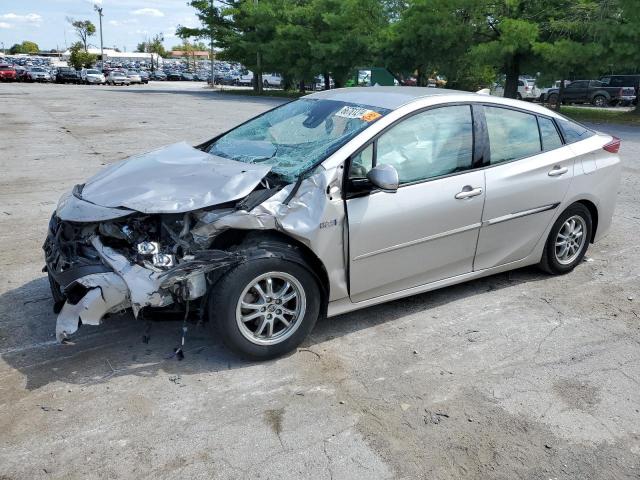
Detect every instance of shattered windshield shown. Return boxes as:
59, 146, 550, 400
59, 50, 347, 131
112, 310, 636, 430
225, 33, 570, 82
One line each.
208, 98, 389, 182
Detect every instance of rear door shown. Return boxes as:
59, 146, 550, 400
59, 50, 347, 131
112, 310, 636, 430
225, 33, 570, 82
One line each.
474, 106, 575, 270
346, 104, 486, 302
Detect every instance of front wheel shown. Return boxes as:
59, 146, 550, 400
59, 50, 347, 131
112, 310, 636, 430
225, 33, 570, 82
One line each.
209, 252, 321, 360
547, 93, 558, 106
539, 203, 592, 275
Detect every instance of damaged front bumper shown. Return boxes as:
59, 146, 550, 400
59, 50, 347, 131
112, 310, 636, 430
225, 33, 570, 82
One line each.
45, 215, 242, 342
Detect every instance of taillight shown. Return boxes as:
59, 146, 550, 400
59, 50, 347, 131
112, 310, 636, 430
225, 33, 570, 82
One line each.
603, 136, 621, 153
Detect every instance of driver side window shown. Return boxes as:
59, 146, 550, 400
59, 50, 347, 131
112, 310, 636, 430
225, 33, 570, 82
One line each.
349, 105, 474, 184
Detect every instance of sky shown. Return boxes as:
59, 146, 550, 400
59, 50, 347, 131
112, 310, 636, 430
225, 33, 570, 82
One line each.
0, 0, 203, 52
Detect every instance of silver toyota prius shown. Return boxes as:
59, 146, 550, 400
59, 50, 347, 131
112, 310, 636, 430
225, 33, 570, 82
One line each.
45, 87, 621, 359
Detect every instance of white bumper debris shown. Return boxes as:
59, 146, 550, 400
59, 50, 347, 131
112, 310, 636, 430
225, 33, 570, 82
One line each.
55, 273, 130, 341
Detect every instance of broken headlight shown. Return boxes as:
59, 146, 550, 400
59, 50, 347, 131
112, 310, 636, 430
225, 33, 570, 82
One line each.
152, 253, 175, 267
137, 241, 159, 255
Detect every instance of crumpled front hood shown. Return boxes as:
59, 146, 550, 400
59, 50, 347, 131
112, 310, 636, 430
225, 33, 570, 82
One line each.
77, 142, 272, 214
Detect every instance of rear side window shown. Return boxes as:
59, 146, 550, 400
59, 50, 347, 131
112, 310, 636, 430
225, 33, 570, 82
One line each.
537, 117, 563, 151
484, 107, 541, 164
556, 117, 594, 144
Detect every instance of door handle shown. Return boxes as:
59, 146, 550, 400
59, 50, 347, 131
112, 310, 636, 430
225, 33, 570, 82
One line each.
548, 166, 568, 177
455, 187, 483, 200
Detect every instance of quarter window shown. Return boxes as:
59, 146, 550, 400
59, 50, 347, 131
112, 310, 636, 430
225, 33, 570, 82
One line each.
537, 117, 563, 151
484, 107, 541, 164
556, 117, 595, 144
374, 105, 473, 184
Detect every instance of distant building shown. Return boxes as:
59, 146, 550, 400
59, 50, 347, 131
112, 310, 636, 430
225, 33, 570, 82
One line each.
61, 48, 162, 64
170, 50, 212, 59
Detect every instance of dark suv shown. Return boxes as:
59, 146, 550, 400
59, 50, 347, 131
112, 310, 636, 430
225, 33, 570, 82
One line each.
55, 68, 80, 84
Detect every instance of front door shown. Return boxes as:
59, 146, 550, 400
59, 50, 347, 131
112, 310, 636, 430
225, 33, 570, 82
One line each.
346, 105, 485, 302
563, 80, 589, 103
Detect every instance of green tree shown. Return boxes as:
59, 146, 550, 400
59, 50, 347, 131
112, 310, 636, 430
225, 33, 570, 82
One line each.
385, 0, 483, 89
180, 0, 388, 92
8, 41, 39, 54
178, 0, 277, 92
609, 0, 640, 114
67, 41, 97, 70
529, 0, 633, 110
306, 0, 388, 88
137, 34, 168, 70
67, 18, 96, 52
20, 40, 39, 54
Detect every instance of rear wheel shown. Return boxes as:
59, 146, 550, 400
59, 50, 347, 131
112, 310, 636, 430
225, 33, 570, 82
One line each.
592, 95, 607, 107
539, 203, 592, 275
516, 93, 522, 100
209, 245, 321, 360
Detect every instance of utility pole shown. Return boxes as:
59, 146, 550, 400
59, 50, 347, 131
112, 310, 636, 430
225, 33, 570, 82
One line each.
255, 0, 262, 93
210, 0, 215, 88
94, 4, 104, 71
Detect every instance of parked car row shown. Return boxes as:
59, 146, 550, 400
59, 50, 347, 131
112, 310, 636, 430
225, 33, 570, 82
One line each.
0, 63, 154, 86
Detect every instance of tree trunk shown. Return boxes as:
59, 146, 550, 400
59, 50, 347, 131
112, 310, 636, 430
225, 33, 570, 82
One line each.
417, 66, 427, 87
503, 55, 520, 99
555, 79, 567, 112
324, 72, 330, 90
299, 80, 306, 93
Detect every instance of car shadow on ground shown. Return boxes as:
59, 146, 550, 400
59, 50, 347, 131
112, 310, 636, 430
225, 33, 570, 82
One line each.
0, 266, 550, 391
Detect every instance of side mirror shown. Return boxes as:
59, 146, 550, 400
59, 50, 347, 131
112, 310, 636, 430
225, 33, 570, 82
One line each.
366, 164, 399, 193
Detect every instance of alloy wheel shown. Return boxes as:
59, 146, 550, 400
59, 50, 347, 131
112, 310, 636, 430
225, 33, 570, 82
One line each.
554, 215, 587, 265
235, 272, 306, 346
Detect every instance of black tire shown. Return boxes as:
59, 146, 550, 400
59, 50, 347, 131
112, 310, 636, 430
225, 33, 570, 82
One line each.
516, 93, 522, 100
539, 203, 592, 275
547, 93, 558, 106
592, 95, 607, 107
209, 244, 321, 360
47, 271, 66, 313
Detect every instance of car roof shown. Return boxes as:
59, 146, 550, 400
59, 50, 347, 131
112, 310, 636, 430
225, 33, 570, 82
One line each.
306, 86, 464, 110
306, 86, 567, 120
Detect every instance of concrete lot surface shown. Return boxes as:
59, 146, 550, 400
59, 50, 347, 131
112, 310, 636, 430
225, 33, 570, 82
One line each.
1, 82, 639, 479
